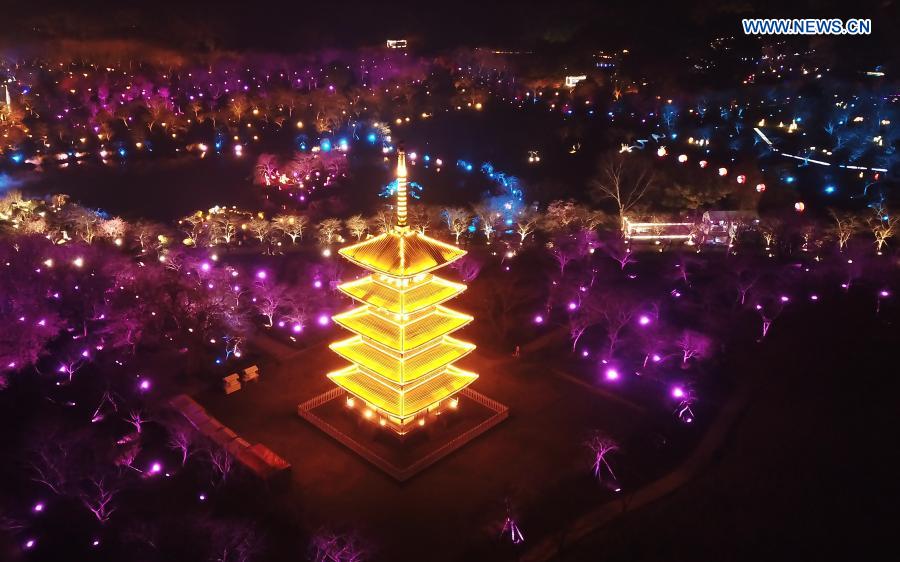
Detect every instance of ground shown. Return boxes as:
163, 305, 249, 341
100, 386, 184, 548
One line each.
555, 292, 899, 561
197, 327, 653, 562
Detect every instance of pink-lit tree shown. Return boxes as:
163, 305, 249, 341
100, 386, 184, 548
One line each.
79, 476, 120, 524
585, 431, 619, 483
676, 330, 712, 367
309, 528, 369, 562
450, 254, 483, 282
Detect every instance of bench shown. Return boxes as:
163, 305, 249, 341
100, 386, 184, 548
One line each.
223, 373, 241, 394
242, 365, 259, 383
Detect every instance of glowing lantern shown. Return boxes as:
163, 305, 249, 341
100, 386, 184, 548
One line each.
718, 167, 728, 176
656, 146, 667, 157
736, 174, 746, 184
677, 154, 688, 163
756, 183, 766, 193
794, 201, 805, 212
699, 160, 708, 168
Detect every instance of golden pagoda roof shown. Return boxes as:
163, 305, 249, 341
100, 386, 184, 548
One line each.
338, 274, 466, 314
327, 364, 478, 418
332, 305, 473, 352
338, 229, 466, 278
330, 335, 475, 384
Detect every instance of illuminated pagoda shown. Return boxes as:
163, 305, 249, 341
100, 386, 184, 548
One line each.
327, 150, 478, 434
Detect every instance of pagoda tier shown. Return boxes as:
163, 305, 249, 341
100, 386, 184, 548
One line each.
327, 364, 478, 419
332, 304, 473, 353
330, 335, 475, 384
338, 273, 466, 315
338, 229, 466, 278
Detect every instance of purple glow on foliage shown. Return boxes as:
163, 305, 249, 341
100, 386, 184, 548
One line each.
149, 462, 162, 474
317, 314, 329, 326
256, 270, 267, 280
314, 280, 322, 288
292, 323, 304, 333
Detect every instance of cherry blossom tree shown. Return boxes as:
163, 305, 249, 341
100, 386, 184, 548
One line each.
317, 218, 342, 245
543, 199, 579, 232
515, 208, 539, 243
868, 203, 897, 253
345, 215, 368, 240
828, 210, 861, 252
273, 214, 308, 243
441, 207, 470, 244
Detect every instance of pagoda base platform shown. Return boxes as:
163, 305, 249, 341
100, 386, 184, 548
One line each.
298, 387, 508, 482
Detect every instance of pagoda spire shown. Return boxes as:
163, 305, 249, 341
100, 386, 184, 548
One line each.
396, 149, 408, 228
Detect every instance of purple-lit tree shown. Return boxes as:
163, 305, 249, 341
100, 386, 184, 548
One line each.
210, 520, 262, 562
206, 445, 235, 485
309, 528, 369, 562
451, 254, 483, 282
499, 500, 525, 545
676, 330, 712, 367
599, 295, 637, 359
79, 476, 120, 524
585, 431, 619, 482
252, 281, 287, 328
599, 237, 635, 271
163, 416, 197, 466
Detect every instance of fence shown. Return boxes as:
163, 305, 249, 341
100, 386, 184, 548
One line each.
297, 389, 508, 482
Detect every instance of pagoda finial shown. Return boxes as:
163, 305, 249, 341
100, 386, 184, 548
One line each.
396, 147, 408, 228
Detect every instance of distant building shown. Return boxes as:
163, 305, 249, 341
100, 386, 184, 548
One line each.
564, 75, 587, 88
623, 218, 694, 243
700, 210, 759, 246
386, 39, 408, 49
